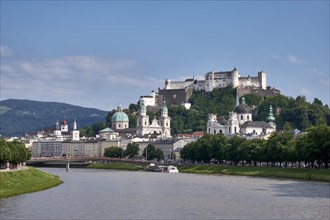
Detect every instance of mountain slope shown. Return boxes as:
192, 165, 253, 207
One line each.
0, 99, 108, 137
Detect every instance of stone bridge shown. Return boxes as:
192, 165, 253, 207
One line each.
26, 157, 149, 168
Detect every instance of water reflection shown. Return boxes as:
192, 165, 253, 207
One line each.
0, 168, 329, 220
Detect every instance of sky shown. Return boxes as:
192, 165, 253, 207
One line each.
1, 1, 329, 111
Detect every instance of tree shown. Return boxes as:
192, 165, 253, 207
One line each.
125, 143, 140, 158
302, 125, 330, 168
0, 138, 12, 165
143, 144, 163, 161
104, 147, 124, 158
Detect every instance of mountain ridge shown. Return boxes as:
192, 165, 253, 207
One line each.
0, 99, 108, 137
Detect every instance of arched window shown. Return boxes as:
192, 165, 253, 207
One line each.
214, 130, 216, 135
220, 130, 222, 134
241, 115, 243, 120
145, 121, 147, 125
234, 127, 237, 133
166, 123, 168, 127
229, 127, 231, 134
208, 128, 211, 133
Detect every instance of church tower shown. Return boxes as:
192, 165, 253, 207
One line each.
267, 104, 276, 129
71, 119, 80, 141
159, 101, 171, 138
54, 121, 61, 136
136, 101, 150, 137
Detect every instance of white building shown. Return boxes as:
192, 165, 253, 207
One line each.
207, 97, 276, 138
136, 101, 171, 139
164, 68, 266, 92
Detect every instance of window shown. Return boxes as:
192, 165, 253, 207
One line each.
234, 127, 237, 133
214, 130, 216, 135
241, 115, 243, 120
229, 127, 231, 134
220, 130, 222, 134
247, 115, 250, 120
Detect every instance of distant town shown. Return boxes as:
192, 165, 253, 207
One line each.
2, 68, 279, 159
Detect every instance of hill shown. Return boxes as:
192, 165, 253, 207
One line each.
105, 87, 330, 135
0, 99, 108, 137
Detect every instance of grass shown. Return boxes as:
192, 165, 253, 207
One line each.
0, 167, 63, 199
87, 162, 144, 171
178, 165, 330, 182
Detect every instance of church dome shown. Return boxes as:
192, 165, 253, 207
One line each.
111, 105, 129, 122
235, 97, 252, 114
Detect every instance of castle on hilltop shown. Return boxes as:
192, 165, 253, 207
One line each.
140, 68, 280, 108
164, 67, 266, 91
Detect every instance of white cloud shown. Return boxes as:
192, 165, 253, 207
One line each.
288, 55, 303, 64
1, 55, 164, 110
0, 45, 13, 57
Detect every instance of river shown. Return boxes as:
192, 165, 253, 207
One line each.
1, 168, 329, 219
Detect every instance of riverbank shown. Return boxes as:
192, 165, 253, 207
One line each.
87, 162, 144, 170
0, 167, 63, 199
83, 162, 330, 182
178, 165, 330, 182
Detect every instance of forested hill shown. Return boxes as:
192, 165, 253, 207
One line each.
0, 99, 108, 137
104, 87, 330, 135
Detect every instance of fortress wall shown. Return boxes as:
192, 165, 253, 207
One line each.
159, 88, 193, 105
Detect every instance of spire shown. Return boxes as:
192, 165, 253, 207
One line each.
267, 104, 275, 124
235, 89, 239, 107
73, 118, 77, 130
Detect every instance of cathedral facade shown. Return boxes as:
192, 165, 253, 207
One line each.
136, 101, 171, 139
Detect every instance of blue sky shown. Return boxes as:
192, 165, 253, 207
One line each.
1, 1, 329, 111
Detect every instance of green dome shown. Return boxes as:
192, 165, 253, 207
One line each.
111, 111, 129, 122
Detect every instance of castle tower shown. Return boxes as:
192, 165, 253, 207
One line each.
159, 100, 171, 138
71, 119, 80, 141
258, 71, 267, 90
205, 72, 215, 92
232, 67, 240, 88
136, 101, 150, 137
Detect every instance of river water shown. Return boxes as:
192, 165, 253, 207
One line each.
1, 168, 329, 220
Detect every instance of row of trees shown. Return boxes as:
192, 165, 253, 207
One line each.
180, 124, 330, 168
103, 143, 164, 161
0, 138, 31, 169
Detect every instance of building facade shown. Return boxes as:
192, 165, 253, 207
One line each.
207, 97, 276, 139
136, 101, 171, 139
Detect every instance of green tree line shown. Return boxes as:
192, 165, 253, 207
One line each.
103, 143, 163, 161
180, 124, 330, 168
0, 138, 31, 169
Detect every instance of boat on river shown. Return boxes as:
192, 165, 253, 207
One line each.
145, 163, 179, 173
